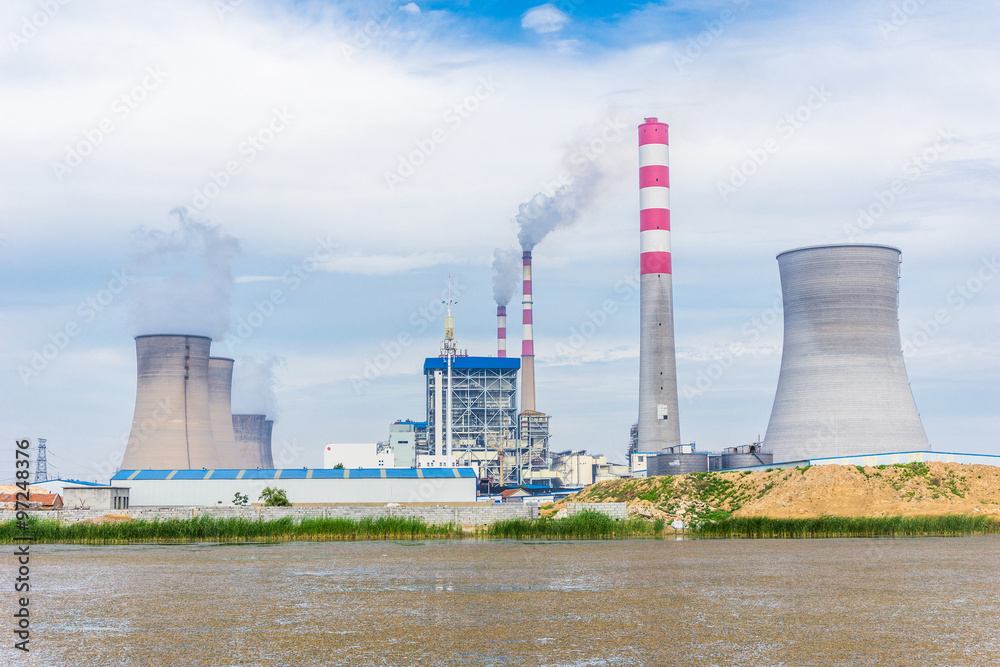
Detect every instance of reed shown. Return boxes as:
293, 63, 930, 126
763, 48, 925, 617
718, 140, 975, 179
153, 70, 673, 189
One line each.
691, 514, 1000, 538
484, 510, 664, 539
0, 515, 463, 544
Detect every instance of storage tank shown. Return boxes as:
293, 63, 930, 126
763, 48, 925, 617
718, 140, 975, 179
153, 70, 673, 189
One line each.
120, 335, 225, 470
763, 244, 930, 463
208, 357, 239, 468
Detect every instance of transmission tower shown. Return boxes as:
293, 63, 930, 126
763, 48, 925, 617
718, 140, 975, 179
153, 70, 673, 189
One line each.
34, 438, 49, 483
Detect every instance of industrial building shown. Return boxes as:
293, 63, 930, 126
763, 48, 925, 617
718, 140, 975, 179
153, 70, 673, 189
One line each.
111, 467, 477, 505
763, 244, 930, 463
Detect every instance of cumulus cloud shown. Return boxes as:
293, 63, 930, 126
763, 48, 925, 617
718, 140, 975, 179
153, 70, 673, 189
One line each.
521, 4, 570, 34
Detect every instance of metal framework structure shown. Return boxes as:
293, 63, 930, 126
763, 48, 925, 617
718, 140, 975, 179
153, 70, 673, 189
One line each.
34, 438, 48, 483
424, 356, 520, 483
516, 411, 551, 485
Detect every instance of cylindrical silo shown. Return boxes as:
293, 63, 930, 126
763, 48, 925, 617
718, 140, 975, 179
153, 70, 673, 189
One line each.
208, 357, 239, 468
232, 414, 266, 468
763, 244, 930, 463
637, 117, 681, 452
120, 335, 223, 470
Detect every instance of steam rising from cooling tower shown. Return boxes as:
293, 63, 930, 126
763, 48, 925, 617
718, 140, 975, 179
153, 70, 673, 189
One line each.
231, 356, 281, 418
128, 207, 240, 340
763, 244, 930, 463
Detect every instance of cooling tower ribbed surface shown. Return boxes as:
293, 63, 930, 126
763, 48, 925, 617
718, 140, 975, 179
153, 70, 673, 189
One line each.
763, 245, 930, 463
233, 414, 267, 468
261, 419, 274, 468
121, 335, 224, 470
208, 357, 239, 468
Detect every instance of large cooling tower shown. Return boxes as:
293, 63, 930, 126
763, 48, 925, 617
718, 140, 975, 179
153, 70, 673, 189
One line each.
121, 335, 226, 470
763, 244, 930, 463
637, 117, 681, 452
232, 414, 274, 468
208, 357, 239, 468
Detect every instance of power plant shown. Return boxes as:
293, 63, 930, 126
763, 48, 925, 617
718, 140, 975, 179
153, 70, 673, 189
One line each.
636, 117, 681, 453
762, 244, 930, 463
101, 114, 970, 506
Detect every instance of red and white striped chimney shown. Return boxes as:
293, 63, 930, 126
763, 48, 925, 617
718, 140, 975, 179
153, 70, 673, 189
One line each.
521, 250, 535, 412
497, 305, 507, 358
638, 117, 681, 452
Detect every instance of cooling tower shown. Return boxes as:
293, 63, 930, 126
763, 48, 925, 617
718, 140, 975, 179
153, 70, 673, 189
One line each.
637, 117, 681, 452
520, 251, 536, 412
763, 244, 930, 463
207, 357, 239, 468
497, 305, 507, 358
232, 414, 274, 468
121, 335, 225, 470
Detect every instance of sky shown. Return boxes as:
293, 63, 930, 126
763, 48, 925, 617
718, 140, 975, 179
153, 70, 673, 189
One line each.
1, 0, 998, 483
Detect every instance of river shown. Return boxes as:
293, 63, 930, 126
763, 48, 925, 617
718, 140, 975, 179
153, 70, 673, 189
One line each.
10, 536, 999, 666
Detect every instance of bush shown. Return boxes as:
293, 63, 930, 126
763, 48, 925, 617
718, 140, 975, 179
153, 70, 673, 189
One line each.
259, 487, 291, 507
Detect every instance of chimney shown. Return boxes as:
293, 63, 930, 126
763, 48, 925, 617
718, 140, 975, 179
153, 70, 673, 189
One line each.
637, 117, 681, 452
521, 250, 535, 412
497, 305, 507, 358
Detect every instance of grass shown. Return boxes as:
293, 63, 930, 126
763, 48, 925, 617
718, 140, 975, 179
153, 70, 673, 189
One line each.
0, 516, 463, 544
483, 510, 664, 539
691, 515, 1000, 539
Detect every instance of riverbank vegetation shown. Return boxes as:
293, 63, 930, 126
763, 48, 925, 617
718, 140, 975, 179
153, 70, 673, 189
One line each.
690, 514, 1000, 538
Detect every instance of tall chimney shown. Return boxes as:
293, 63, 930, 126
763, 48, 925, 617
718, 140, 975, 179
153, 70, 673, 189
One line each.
497, 305, 507, 358
521, 250, 535, 412
637, 117, 681, 452
208, 357, 239, 468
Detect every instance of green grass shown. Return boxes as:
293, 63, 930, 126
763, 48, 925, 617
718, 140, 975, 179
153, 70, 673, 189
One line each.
483, 510, 664, 539
691, 515, 1000, 539
0, 516, 463, 544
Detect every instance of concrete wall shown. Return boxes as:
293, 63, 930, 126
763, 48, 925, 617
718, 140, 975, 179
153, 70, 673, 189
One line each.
1, 504, 538, 526
112, 475, 476, 506
63, 487, 129, 510
566, 502, 628, 520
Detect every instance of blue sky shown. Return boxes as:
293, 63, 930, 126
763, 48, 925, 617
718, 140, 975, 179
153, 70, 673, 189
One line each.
1, 0, 998, 482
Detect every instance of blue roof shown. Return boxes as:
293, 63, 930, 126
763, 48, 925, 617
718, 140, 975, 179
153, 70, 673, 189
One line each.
423, 356, 520, 372
112, 468, 477, 480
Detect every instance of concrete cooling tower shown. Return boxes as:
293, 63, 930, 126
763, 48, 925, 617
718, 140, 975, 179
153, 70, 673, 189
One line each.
763, 244, 930, 463
208, 357, 239, 468
121, 335, 227, 470
233, 415, 274, 468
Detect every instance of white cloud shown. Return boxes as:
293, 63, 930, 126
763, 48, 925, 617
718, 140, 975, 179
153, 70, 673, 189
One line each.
521, 4, 570, 35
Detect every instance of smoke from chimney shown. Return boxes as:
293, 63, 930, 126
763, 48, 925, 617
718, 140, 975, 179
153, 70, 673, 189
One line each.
127, 207, 240, 339
492, 248, 521, 305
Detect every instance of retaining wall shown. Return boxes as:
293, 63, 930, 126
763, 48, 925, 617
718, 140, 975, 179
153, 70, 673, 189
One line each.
1, 504, 538, 526
566, 503, 628, 520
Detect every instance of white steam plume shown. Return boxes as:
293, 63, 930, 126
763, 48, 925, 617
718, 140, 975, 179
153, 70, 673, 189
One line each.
491, 248, 521, 306
231, 355, 282, 418
515, 116, 618, 250
128, 207, 240, 339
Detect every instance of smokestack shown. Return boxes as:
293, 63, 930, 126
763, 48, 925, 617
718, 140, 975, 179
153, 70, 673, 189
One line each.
121, 334, 225, 470
208, 357, 239, 468
521, 250, 536, 412
497, 306, 507, 357
637, 117, 681, 452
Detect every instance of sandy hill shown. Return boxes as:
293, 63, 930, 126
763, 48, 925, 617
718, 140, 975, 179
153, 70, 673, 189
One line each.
548, 462, 1000, 522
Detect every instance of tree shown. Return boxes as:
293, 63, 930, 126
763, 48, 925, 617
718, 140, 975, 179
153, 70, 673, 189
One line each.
259, 487, 291, 507
333, 463, 345, 469
233, 492, 249, 506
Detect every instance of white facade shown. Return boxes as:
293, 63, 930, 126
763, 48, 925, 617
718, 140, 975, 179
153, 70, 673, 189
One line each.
324, 443, 393, 469
111, 469, 477, 506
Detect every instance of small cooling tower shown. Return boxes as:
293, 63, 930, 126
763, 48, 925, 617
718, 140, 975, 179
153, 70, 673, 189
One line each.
208, 357, 239, 468
232, 414, 274, 468
763, 244, 930, 463
121, 335, 225, 470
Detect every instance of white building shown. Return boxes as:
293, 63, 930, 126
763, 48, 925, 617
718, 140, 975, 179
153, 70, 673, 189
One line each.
324, 443, 394, 469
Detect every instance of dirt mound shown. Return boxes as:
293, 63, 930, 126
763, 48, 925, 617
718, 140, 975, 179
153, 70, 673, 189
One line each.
546, 462, 1000, 522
